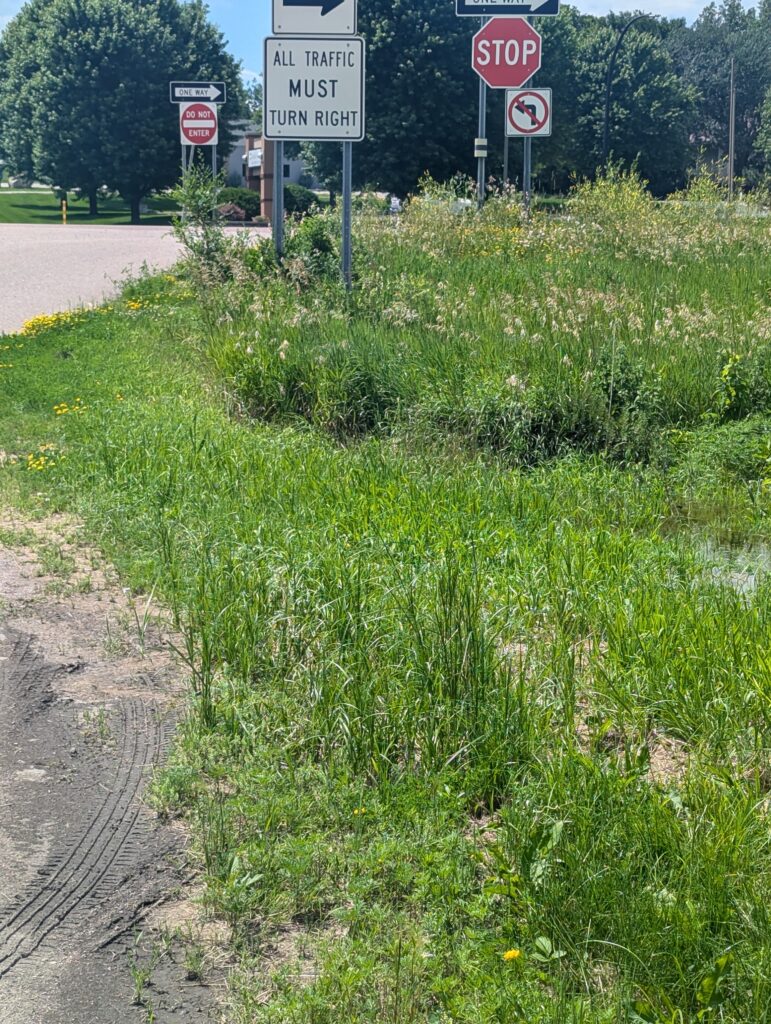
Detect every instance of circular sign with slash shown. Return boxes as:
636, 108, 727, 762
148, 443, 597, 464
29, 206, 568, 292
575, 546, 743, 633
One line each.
506, 88, 552, 137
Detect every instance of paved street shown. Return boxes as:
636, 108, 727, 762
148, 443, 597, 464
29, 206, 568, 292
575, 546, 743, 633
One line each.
0, 224, 268, 336
0, 225, 182, 335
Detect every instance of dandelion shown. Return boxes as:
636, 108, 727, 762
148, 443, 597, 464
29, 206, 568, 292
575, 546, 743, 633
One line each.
352, 807, 366, 816
502, 949, 521, 962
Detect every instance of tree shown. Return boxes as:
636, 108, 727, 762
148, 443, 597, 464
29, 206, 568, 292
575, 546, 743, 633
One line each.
0, 0, 244, 222
667, 1, 771, 183
572, 15, 695, 194
303, 0, 477, 196
244, 76, 262, 134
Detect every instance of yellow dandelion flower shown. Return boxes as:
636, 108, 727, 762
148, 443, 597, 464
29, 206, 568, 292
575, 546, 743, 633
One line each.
502, 949, 521, 962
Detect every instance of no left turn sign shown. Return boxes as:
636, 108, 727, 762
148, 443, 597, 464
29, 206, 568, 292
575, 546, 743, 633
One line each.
506, 88, 552, 137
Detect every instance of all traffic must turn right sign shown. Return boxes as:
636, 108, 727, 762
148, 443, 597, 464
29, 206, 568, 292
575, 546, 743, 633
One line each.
506, 88, 552, 136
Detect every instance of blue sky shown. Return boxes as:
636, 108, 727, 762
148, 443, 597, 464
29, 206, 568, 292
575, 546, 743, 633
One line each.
0, 0, 757, 80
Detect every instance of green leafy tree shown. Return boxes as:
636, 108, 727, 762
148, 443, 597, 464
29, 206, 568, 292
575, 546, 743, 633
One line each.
244, 76, 262, 133
573, 15, 695, 195
303, 0, 477, 196
0, 0, 244, 221
667, 0, 771, 183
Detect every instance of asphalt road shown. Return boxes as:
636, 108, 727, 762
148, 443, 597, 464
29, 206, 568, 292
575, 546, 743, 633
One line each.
0, 223, 268, 336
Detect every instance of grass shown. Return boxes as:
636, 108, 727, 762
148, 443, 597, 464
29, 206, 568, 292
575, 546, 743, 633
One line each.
0, 171, 770, 1023
0, 189, 177, 224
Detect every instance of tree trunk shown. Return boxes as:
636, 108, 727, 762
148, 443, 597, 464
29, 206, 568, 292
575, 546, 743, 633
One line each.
328, 188, 336, 210
129, 196, 141, 225
88, 189, 98, 216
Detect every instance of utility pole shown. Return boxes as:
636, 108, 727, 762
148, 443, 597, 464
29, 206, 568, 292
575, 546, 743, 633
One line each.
728, 56, 736, 200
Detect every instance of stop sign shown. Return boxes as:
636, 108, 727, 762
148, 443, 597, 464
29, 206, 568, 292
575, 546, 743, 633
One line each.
472, 18, 542, 90
180, 101, 219, 146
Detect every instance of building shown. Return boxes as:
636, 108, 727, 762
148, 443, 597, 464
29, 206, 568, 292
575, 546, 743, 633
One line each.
243, 133, 315, 224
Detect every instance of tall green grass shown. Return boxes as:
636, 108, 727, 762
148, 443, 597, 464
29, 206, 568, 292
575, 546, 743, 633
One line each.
1, 174, 770, 1022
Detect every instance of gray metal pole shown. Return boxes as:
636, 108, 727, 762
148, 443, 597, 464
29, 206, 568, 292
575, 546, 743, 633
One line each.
477, 76, 487, 206
342, 141, 353, 291
503, 97, 510, 185
274, 139, 284, 258
476, 16, 488, 208
523, 137, 531, 216
728, 56, 736, 201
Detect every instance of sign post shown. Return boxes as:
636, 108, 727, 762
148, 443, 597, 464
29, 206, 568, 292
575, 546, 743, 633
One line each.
171, 82, 227, 186
264, 10, 365, 288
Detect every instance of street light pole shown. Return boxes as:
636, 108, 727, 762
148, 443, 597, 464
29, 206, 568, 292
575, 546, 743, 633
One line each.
602, 14, 648, 167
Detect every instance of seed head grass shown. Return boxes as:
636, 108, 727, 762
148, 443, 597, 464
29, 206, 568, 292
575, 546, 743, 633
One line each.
0, 176, 770, 1022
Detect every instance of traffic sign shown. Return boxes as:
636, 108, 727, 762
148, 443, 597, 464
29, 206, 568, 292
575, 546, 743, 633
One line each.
458, 0, 558, 14
506, 88, 552, 136
264, 36, 365, 141
179, 102, 218, 146
273, 0, 356, 36
472, 18, 541, 89
170, 81, 226, 104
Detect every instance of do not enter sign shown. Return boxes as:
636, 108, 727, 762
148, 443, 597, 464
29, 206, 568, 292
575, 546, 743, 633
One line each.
472, 18, 541, 89
506, 88, 552, 136
180, 102, 218, 146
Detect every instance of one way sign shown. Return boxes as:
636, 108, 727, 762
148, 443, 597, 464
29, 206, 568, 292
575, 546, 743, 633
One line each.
273, 0, 356, 36
457, 0, 558, 14
170, 81, 227, 104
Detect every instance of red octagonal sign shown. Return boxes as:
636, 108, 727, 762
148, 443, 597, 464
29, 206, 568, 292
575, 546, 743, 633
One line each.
472, 17, 542, 90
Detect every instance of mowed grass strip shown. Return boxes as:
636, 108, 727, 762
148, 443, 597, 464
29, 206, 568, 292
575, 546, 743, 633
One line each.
1, 177, 770, 1023
0, 189, 177, 224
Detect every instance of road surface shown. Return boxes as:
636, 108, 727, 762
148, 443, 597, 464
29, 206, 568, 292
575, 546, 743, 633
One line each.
0, 223, 268, 336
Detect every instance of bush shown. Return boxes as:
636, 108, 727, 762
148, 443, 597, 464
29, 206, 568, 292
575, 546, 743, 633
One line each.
219, 187, 261, 220
284, 183, 319, 216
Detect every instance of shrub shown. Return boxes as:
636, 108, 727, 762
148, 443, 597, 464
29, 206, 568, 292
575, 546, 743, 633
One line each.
284, 183, 319, 216
219, 187, 261, 220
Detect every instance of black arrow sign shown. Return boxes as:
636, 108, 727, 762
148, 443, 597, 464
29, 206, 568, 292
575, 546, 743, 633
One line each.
283, 0, 347, 14
169, 81, 227, 104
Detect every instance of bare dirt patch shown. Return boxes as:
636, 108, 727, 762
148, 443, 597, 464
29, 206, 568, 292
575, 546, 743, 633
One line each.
0, 513, 223, 1023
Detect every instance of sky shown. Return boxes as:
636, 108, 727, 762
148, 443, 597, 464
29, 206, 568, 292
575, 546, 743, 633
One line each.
0, 0, 757, 80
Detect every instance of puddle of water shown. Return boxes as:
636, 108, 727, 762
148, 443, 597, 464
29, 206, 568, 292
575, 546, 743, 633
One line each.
700, 538, 771, 595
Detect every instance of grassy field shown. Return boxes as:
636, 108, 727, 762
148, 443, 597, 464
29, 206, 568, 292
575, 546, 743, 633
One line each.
0, 188, 176, 224
1, 173, 770, 1023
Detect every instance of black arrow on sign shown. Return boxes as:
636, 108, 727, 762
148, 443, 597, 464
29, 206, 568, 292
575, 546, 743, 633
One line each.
283, 0, 347, 14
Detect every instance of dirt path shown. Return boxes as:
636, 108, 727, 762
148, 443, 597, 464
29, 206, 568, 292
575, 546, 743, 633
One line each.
0, 519, 224, 1022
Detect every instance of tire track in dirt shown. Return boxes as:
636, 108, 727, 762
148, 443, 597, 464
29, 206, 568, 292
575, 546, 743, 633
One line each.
0, 519, 224, 1023
0, 645, 158, 974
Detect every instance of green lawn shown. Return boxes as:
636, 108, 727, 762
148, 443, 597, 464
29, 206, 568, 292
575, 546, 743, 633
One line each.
0, 189, 177, 224
1, 173, 770, 1023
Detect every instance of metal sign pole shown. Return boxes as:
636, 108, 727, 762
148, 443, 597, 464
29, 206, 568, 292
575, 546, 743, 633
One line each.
342, 141, 353, 290
476, 16, 489, 208
273, 139, 284, 258
503, 98, 510, 184
523, 136, 531, 215
728, 56, 736, 201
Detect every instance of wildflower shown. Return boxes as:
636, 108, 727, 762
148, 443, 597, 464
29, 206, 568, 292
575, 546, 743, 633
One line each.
502, 949, 521, 961
352, 807, 366, 816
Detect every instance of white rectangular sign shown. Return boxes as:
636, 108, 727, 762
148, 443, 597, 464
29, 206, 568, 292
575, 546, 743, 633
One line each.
506, 87, 552, 137
264, 37, 365, 141
247, 148, 263, 168
273, 0, 356, 36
